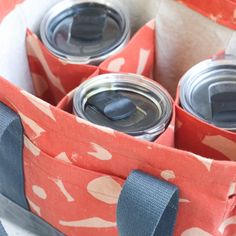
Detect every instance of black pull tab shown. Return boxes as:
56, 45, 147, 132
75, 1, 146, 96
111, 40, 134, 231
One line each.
70, 5, 108, 41
87, 91, 137, 121
209, 82, 236, 122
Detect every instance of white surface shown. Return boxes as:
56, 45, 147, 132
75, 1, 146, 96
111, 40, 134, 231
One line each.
1, 218, 36, 236
0, 0, 61, 94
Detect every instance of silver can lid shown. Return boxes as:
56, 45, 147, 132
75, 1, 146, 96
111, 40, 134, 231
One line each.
40, 0, 130, 64
180, 54, 236, 130
73, 73, 173, 141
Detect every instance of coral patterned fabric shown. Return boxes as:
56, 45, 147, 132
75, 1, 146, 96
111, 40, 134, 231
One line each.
1, 1, 236, 236
175, 88, 236, 162
179, 0, 236, 30
26, 21, 156, 105
26, 20, 176, 147
0, 77, 235, 235
26, 30, 98, 105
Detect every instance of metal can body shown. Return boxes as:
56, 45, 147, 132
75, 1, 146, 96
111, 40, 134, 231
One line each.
73, 73, 173, 141
40, 0, 130, 64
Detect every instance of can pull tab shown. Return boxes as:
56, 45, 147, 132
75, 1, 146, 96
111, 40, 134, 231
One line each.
70, 5, 108, 41
209, 82, 236, 122
87, 91, 137, 121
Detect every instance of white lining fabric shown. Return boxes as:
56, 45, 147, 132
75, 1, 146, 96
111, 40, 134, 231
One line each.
155, 0, 236, 96
0, 0, 236, 96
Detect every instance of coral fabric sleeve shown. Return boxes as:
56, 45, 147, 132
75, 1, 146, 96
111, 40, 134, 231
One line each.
179, 0, 236, 30
1, 0, 236, 236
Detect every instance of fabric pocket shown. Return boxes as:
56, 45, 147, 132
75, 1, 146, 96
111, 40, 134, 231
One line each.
26, 30, 98, 105
56, 72, 175, 147
175, 88, 236, 161
22, 134, 236, 236
23, 135, 124, 236
25, 19, 156, 106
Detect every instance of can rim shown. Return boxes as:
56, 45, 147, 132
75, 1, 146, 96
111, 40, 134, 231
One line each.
73, 73, 173, 140
179, 55, 236, 130
40, 0, 130, 64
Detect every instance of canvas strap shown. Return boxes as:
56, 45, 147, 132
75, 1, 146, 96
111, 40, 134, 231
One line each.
0, 102, 63, 236
0, 102, 28, 209
117, 170, 179, 236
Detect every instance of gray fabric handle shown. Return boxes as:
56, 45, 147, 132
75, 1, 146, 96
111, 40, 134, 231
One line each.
0, 103, 64, 236
0, 102, 28, 210
117, 170, 179, 236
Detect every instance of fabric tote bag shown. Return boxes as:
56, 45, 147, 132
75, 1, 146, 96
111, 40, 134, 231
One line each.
1, 0, 236, 236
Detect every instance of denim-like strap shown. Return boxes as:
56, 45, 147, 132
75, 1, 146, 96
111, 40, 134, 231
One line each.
0, 102, 28, 209
117, 170, 179, 236
0, 103, 64, 235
